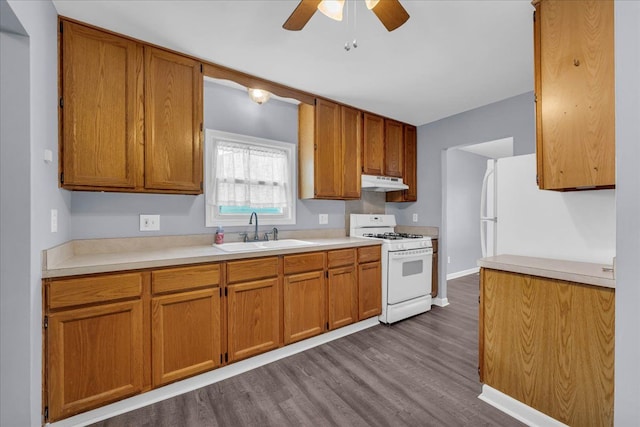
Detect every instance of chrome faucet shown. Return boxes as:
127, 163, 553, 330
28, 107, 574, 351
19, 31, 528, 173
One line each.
249, 212, 259, 241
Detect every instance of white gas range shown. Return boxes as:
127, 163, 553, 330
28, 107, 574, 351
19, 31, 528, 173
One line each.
350, 214, 433, 324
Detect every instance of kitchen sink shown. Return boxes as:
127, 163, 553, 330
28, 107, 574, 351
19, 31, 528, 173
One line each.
215, 239, 317, 253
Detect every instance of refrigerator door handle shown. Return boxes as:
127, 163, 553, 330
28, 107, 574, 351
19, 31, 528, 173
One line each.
480, 167, 494, 258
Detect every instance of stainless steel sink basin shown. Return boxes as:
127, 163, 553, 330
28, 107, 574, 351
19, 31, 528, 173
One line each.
215, 239, 317, 253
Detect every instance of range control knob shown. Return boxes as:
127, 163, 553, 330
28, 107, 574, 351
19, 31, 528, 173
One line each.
398, 243, 405, 250
421, 241, 429, 248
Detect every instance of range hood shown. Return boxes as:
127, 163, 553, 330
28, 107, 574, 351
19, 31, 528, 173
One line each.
361, 174, 409, 192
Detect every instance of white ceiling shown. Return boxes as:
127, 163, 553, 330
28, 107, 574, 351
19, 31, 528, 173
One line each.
52, 0, 535, 126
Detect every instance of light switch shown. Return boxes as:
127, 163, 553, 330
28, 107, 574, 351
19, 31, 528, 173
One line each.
319, 214, 328, 225
51, 209, 58, 233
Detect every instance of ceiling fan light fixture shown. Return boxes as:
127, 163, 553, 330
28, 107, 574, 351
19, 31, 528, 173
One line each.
317, 0, 345, 21
247, 88, 271, 105
365, 0, 380, 10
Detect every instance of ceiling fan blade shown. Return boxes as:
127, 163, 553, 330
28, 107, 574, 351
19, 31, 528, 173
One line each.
371, 0, 410, 32
283, 0, 323, 31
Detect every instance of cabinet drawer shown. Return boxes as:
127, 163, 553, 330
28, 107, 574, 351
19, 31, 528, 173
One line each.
327, 249, 356, 268
48, 273, 142, 310
358, 246, 381, 263
284, 252, 325, 275
152, 264, 220, 294
226, 257, 279, 284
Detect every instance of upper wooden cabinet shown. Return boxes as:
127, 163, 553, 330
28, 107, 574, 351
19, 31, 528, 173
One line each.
58, 19, 203, 194
384, 119, 404, 178
59, 21, 142, 189
387, 124, 417, 202
362, 113, 385, 175
298, 99, 361, 199
534, 0, 615, 190
144, 47, 203, 192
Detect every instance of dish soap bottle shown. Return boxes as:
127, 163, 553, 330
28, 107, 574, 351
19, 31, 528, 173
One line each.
215, 226, 224, 244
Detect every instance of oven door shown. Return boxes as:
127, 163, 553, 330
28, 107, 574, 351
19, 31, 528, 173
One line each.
387, 248, 433, 304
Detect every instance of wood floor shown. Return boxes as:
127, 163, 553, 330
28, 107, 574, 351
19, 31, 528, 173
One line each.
91, 274, 523, 427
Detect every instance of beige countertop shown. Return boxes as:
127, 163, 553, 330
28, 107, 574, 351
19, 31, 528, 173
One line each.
43, 233, 381, 279
477, 254, 615, 289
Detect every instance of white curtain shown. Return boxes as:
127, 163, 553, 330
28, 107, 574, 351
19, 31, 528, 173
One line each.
211, 140, 289, 208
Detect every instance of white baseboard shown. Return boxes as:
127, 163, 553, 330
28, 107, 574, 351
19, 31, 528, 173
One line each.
446, 267, 479, 280
48, 318, 380, 427
478, 385, 569, 427
432, 297, 449, 307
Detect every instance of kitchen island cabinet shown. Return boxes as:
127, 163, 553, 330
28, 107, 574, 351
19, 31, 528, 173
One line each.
59, 18, 203, 194
479, 265, 614, 426
150, 264, 222, 387
533, 0, 615, 190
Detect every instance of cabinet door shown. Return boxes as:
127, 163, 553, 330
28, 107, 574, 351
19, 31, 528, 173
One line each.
227, 278, 280, 362
535, 0, 615, 190
384, 119, 404, 177
284, 271, 325, 344
314, 98, 342, 198
387, 124, 417, 202
358, 261, 382, 320
145, 47, 203, 192
362, 113, 385, 175
151, 288, 221, 386
328, 265, 358, 330
60, 20, 142, 189
341, 106, 362, 198
47, 300, 143, 421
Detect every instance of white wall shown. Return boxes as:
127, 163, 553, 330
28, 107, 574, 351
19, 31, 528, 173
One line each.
614, 1, 640, 424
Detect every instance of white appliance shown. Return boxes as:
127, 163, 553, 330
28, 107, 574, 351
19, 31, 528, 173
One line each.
350, 214, 433, 324
479, 154, 616, 264
361, 174, 409, 192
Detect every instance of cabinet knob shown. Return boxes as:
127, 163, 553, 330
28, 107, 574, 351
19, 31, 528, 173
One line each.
573, 59, 580, 66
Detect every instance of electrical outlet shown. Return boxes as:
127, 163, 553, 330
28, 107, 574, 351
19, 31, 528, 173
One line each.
319, 214, 328, 225
412, 213, 418, 222
51, 209, 58, 233
140, 214, 160, 231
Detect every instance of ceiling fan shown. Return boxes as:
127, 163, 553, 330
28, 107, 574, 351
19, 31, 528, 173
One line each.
283, 0, 410, 32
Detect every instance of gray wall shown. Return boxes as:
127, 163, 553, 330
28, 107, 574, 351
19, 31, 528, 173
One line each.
614, 1, 640, 424
3, 1, 68, 425
69, 81, 345, 239
388, 91, 536, 300
445, 149, 488, 275
1, 27, 31, 426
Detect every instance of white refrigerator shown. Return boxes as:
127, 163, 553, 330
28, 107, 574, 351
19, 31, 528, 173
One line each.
480, 154, 616, 265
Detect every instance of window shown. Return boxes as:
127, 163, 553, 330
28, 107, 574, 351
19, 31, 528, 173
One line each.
205, 129, 296, 227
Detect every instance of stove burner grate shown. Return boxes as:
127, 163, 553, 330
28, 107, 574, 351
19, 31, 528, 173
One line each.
362, 232, 424, 240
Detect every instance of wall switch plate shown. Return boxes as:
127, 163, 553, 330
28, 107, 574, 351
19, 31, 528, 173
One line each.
140, 214, 160, 231
51, 209, 58, 233
448, 256, 451, 264
44, 149, 53, 163
412, 213, 418, 222
319, 214, 328, 225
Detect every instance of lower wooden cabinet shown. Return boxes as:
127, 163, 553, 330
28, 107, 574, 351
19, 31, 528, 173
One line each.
151, 288, 221, 386
227, 278, 281, 362
357, 246, 382, 320
327, 249, 358, 329
479, 268, 615, 426
284, 270, 326, 344
44, 245, 383, 421
47, 300, 144, 421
